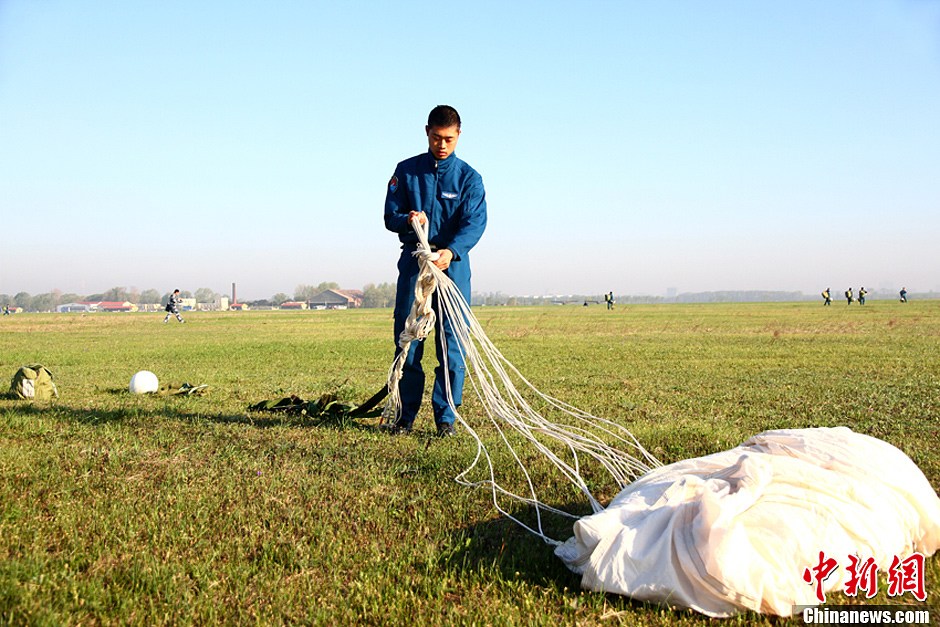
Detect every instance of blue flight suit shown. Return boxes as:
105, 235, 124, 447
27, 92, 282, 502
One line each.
384, 150, 487, 428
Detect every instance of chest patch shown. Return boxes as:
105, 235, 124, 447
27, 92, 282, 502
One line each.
441, 191, 458, 200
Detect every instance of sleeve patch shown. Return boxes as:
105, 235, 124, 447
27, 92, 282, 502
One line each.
388, 176, 398, 193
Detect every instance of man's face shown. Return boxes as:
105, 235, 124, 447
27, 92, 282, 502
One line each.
426, 124, 460, 160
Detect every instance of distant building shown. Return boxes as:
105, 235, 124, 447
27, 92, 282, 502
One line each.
57, 302, 94, 313
229, 302, 249, 311
97, 301, 138, 312
190, 297, 228, 312
308, 289, 363, 310
58, 301, 137, 312
279, 301, 308, 310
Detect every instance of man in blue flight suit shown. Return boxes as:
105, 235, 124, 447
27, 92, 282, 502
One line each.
383, 105, 487, 437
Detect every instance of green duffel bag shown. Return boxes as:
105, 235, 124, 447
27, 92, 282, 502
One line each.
10, 364, 59, 401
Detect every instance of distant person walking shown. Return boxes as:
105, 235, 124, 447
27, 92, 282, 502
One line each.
821, 288, 831, 306
858, 287, 867, 305
605, 291, 615, 310
845, 287, 853, 305
163, 289, 185, 323
900, 287, 908, 303
2, 305, 9, 316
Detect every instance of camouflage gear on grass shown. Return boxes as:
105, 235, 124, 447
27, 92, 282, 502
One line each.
10, 364, 58, 401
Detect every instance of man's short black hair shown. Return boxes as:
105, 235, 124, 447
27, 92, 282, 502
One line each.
428, 105, 461, 129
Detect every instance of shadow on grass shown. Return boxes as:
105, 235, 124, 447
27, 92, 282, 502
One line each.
448, 508, 579, 586
441, 504, 689, 619
1, 397, 383, 432
444, 510, 792, 625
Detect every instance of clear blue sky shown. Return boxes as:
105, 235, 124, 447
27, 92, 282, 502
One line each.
2, 1, 938, 300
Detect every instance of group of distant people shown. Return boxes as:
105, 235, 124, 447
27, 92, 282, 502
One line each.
821, 287, 908, 305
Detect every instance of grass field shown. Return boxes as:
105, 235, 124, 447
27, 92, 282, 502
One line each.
1, 301, 938, 625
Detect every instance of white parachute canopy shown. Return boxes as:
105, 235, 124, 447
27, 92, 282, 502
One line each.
555, 427, 940, 617
384, 219, 940, 617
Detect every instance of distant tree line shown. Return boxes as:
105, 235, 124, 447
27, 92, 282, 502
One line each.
0, 287, 222, 312
244, 282, 397, 308
4, 286, 936, 313
0, 281, 399, 312
470, 292, 671, 306
470, 290, 940, 306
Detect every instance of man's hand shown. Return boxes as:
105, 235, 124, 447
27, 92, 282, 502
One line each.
433, 249, 454, 271
407, 212, 450, 269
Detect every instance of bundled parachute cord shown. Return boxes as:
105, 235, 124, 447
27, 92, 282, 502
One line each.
385, 244, 438, 421
385, 219, 662, 545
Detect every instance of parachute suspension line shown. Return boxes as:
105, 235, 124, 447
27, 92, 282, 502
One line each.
385, 220, 662, 545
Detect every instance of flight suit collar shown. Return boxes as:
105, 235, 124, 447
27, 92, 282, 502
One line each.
425, 150, 457, 173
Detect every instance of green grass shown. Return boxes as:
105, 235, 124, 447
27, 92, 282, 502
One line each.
1, 302, 938, 625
